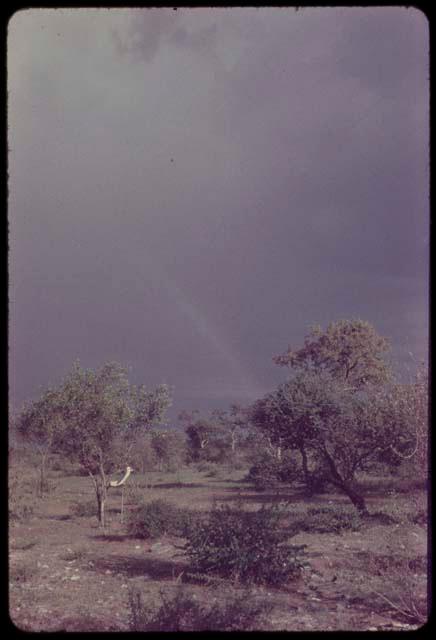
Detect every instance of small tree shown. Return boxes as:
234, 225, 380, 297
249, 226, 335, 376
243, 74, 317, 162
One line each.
51, 361, 171, 526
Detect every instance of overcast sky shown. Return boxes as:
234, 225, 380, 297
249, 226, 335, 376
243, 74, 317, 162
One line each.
8, 7, 429, 420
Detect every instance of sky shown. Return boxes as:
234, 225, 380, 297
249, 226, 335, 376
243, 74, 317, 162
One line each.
8, 7, 429, 421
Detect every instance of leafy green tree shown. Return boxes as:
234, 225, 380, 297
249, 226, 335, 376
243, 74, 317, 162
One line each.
211, 404, 250, 455
26, 361, 171, 526
15, 386, 66, 497
273, 318, 391, 388
179, 410, 227, 463
252, 370, 409, 514
251, 320, 401, 513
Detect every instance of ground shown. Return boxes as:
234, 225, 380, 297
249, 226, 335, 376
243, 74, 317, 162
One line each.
9, 465, 428, 632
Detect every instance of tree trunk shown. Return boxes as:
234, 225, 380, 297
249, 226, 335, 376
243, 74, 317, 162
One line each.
299, 445, 314, 495
340, 482, 368, 516
321, 445, 369, 516
95, 469, 107, 528
39, 451, 48, 498
96, 486, 107, 527
230, 430, 237, 454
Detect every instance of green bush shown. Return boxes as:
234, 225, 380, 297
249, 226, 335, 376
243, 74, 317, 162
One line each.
128, 584, 273, 631
248, 452, 299, 491
185, 502, 307, 586
127, 500, 199, 539
298, 505, 362, 534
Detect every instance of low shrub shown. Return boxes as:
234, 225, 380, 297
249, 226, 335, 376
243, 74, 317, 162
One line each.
127, 500, 199, 539
298, 505, 362, 534
128, 584, 273, 631
185, 502, 307, 586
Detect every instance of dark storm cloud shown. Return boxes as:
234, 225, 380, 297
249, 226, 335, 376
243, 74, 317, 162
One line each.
8, 8, 428, 417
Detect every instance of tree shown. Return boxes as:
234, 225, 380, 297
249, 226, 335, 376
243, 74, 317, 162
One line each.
211, 404, 250, 455
251, 320, 398, 514
273, 319, 391, 388
15, 386, 66, 497
151, 429, 187, 471
250, 376, 329, 491
377, 364, 429, 481
179, 410, 227, 463
252, 370, 411, 514
49, 361, 171, 526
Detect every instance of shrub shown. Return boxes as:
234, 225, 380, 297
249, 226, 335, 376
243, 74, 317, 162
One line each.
185, 502, 307, 586
248, 452, 299, 491
127, 500, 199, 539
298, 505, 362, 534
70, 499, 97, 518
128, 584, 273, 631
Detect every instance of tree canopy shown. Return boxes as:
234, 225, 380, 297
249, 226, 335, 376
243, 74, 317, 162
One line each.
273, 319, 391, 388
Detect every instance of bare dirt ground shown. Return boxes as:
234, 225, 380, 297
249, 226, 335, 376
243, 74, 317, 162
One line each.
9, 467, 428, 632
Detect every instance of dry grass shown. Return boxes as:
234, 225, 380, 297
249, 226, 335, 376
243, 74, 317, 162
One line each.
8, 461, 428, 631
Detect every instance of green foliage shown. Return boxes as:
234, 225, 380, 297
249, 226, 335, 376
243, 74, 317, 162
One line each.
180, 410, 229, 463
249, 320, 405, 512
248, 451, 299, 490
53, 361, 171, 474
16, 360, 172, 527
297, 505, 362, 534
185, 502, 307, 586
151, 429, 186, 471
128, 584, 274, 632
273, 318, 391, 388
127, 500, 199, 539
376, 365, 428, 481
